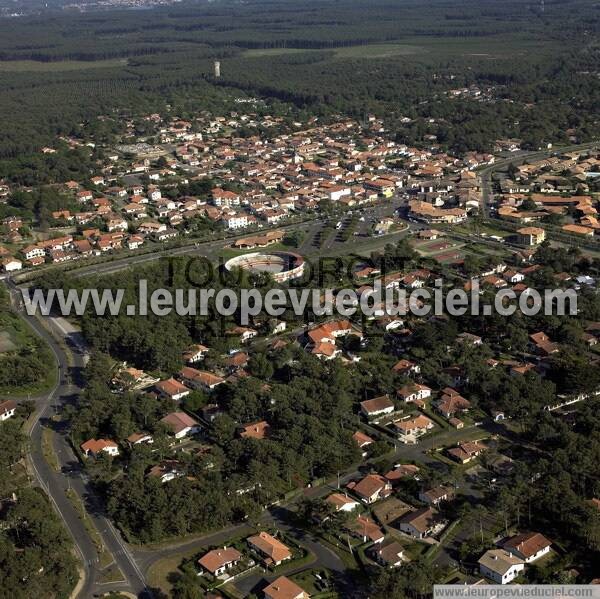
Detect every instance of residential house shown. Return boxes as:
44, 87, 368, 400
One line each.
529, 332, 559, 356
1, 258, 22, 272
478, 549, 525, 584
503, 532, 552, 563
155, 378, 191, 401
392, 359, 421, 376
263, 576, 309, 599
147, 460, 183, 484
517, 227, 545, 246
397, 383, 431, 403
360, 395, 395, 419
434, 388, 471, 419
178, 367, 224, 392
348, 474, 392, 504
182, 344, 209, 364
349, 515, 385, 544
398, 507, 444, 539
0, 400, 17, 421
456, 332, 482, 346
447, 441, 486, 464
126, 432, 154, 446
198, 547, 242, 579
352, 430, 374, 455
160, 412, 202, 439
384, 464, 420, 486
393, 415, 434, 443
228, 326, 257, 344
307, 319, 358, 346
368, 539, 405, 568
419, 486, 454, 506
80, 438, 119, 458
326, 493, 360, 513
247, 532, 292, 566
240, 420, 270, 440
127, 235, 144, 250
223, 213, 249, 229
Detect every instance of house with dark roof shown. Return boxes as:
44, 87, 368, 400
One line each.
368, 539, 405, 568
398, 507, 445, 539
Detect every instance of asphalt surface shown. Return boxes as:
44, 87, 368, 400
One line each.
6, 279, 151, 598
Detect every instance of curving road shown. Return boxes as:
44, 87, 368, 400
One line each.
5, 278, 151, 598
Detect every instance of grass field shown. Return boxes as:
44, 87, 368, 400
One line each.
0, 58, 127, 72
146, 550, 195, 597
242, 33, 558, 63
244, 43, 425, 60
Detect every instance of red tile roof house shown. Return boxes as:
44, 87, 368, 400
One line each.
360, 395, 395, 419
349, 515, 385, 544
392, 359, 421, 375
126, 432, 154, 446
502, 532, 552, 563
247, 531, 292, 566
393, 414, 434, 444
147, 460, 183, 484
197, 547, 242, 578
447, 441, 486, 464
239, 420, 270, 440
182, 344, 209, 364
434, 388, 471, 419
80, 438, 119, 458
384, 464, 420, 486
311, 342, 342, 360
160, 412, 202, 439
397, 383, 431, 403
529, 332, 559, 356
263, 576, 309, 599
178, 367, 224, 392
306, 319, 359, 346
347, 474, 392, 504
0, 400, 17, 422
352, 430, 374, 456
155, 378, 191, 401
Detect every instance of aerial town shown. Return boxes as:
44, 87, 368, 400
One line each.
1, 110, 599, 276
0, 1, 599, 598
1, 104, 599, 599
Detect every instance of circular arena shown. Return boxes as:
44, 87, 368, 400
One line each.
224, 251, 305, 283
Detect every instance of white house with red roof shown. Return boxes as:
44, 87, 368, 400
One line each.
155, 378, 191, 401
80, 438, 119, 458
160, 412, 201, 439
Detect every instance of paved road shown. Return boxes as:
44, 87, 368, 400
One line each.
5, 279, 151, 598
